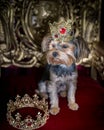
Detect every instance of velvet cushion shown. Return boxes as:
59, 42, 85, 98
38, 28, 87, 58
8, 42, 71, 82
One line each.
0, 66, 104, 130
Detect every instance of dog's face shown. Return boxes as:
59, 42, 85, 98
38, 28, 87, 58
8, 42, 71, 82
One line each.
42, 36, 76, 66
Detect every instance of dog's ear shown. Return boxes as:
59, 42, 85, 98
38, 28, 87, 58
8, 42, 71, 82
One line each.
74, 36, 90, 62
69, 44, 75, 52
41, 34, 52, 52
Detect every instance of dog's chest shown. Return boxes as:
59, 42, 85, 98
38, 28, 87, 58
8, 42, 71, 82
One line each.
50, 64, 76, 75
49, 64, 77, 82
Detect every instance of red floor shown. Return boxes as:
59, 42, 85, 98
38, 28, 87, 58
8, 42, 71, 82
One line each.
0, 66, 104, 130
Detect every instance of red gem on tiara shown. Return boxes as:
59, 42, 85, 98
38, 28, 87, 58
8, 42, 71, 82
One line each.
27, 122, 32, 126
54, 34, 58, 38
16, 125, 20, 128
60, 27, 66, 34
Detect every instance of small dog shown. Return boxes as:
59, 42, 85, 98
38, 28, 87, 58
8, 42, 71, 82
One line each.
37, 18, 89, 115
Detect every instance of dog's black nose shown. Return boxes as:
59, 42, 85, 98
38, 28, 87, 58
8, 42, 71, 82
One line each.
52, 52, 58, 57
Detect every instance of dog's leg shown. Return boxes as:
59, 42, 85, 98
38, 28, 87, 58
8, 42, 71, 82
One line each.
48, 82, 60, 115
60, 91, 67, 97
59, 83, 67, 97
67, 80, 79, 110
37, 81, 48, 99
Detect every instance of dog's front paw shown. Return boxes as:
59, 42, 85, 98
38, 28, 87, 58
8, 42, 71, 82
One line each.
35, 90, 48, 99
68, 103, 79, 111
50, 107, 60, 115
40, 92, 48, 99
60, 91, 67, 97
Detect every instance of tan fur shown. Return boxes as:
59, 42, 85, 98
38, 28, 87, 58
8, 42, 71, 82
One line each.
38, 35, 80, 115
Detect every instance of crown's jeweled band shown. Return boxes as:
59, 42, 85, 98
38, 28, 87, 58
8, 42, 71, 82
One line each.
7, 94, 49, 130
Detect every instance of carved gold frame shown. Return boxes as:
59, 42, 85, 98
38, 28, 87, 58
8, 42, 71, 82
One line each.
0, 0, 101, 67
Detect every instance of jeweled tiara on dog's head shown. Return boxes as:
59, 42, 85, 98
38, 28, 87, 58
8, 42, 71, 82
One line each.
49, 17, 74, 43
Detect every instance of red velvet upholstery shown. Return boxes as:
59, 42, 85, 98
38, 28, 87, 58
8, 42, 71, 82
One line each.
0, 66, 104, 130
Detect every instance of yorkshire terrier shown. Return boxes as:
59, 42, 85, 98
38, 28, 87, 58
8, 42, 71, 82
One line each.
37, 17, 89, 115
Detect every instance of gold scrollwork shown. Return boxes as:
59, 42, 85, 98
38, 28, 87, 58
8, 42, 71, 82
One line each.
0, 0, 101, 67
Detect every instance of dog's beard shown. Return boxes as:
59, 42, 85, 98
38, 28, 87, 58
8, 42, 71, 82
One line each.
46, 50, 75, 66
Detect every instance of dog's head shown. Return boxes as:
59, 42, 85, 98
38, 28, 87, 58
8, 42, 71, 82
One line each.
41, 17, 90, 66
41, 35, 76, 66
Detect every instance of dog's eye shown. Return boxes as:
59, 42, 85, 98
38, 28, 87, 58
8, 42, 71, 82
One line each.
62, 45, 68, 48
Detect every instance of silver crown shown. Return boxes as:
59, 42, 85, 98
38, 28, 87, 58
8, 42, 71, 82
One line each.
7, 94, 49, 130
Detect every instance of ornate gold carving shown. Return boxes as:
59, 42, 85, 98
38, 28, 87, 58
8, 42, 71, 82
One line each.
0, 0, 101, 67
91, 42, 104, 80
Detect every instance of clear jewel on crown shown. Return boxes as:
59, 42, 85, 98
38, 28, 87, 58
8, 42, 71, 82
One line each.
7, 94, 49, 130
